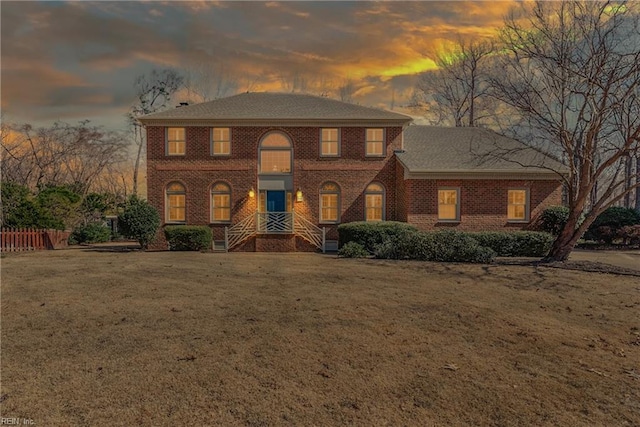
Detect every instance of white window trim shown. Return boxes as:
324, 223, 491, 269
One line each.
319, 183, 341, 224
258, 131, 293, 175
166, 127, 186, 156
364, 183, 386, 222
365, 128, 385, 157
210, 183, 232, 223
165, 183, 186, 223
507, 188, 530, 223
320, 128, 340, 157
437, 187, 460, 222
211, 127, 231, 157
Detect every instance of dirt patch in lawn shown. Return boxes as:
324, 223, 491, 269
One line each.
1, 250, 639, 426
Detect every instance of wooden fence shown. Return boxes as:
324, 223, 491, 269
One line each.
0, 228, 71, 252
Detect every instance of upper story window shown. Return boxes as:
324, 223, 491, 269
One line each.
211, 182, 231, 222
320, 182, 340, 223
365, 128, 384, 157
259, 132, 292, 174
320, 128, 339, 157
166, 182, 186, 222
166, 127, 186, 156
365, 182, 385, 221
438, 188, 460, 221
507, 189, 529, 222
212, 128, 231, 156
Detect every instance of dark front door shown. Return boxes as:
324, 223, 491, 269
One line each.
266, 191, 286, 232
266, 191, 285, 212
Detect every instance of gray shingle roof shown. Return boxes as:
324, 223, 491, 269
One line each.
397, 126, 566, 174
138, 92, 412, 123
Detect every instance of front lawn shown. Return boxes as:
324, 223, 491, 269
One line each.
1, 250, 639, 426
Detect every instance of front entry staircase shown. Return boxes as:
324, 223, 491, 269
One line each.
224, 212, 326, 252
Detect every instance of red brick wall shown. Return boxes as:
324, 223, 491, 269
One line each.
395, 158, 408, 222
146, 125, 403, 249
404, 178, 562, 231
255, 235, 296, 252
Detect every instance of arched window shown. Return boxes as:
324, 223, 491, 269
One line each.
365, 182, 385, 221
211, 182, 231, 222
320, 182, 340, 223
259, 132, 292, 174
166, 182, 186, 222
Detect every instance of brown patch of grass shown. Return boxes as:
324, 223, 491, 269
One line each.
1, 251, 639, 425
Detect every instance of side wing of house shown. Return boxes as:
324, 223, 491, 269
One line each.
396, 126, 565, 231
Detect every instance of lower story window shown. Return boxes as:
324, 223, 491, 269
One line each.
508, 189, 529, 221
365, 182, 385, 221
320, 182, 340, 223
438, 188, 459, 221
166, 182, 186, 222
211, 182, 231, 222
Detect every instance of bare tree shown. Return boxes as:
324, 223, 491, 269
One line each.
415, 38, 495, 127
280, 71, 310, 93
128, 69, 183, 196
182, 59, 239, 103
490, 0, 640, 261
1, 121, 128, 194
337, 78, 356, 103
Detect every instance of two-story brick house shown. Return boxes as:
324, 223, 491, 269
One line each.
139, 92, 563, 251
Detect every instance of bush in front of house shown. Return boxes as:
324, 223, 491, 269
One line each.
337, 221, 418, 253
69, 222, 112, 244
617, 225, 640, 246
538, 206, 570, 235
470, 231, 555, 257
585, 207, 640, 243
374, 230, 496, 264
164, 226, 213, 251
337, 241, 370, 258
118, 196, 161, 250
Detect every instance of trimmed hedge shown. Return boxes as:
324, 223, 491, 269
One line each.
69, 222, 112, 244
374, 230, 496, 264
337, 221, 418, 253
470, 231, 555, 257
338, 222, 554, 262
337, 241, 369, 258
164, 226, 213, 251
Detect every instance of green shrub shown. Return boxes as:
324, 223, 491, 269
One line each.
164, 226, 212, 251
471, 231, 555, 257
374, 230, 496, 264
70, 222, 111, 244
337, 221, 418, 253
617, 225, 640, 246
539, 206, 570, 235
373, 232, 436, 260
428, 230, 496, 263
118, 196, 160, 250
585, 207, 640, 242
338, 241, 369, 258
36, 185, 82, 230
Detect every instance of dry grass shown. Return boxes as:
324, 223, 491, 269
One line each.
1, 248, 639, 426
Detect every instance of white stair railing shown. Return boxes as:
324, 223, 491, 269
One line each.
294, 213, 326, 252
224, 211, 326, 252
225, 213, 256, 251
256, 212, 293, 233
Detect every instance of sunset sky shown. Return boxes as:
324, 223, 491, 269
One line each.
1, 1, 515, 132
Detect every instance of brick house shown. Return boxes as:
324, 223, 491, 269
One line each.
139, 92, 563, 251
